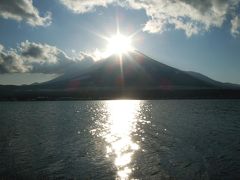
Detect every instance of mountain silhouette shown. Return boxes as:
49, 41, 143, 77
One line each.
0, 51, 239, 100
43, 51, 215, 90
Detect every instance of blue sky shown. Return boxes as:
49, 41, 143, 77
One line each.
0, 0, 240, 85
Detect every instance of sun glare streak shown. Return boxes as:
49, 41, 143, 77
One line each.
86, 21, 144, 59
106, 33, 133, 56
85, 12, 144, 60
105, 100, 140, 179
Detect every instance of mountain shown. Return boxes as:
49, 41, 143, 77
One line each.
0, 51, 239, 100
186, 71, 240, 89
42, 51, 216, 90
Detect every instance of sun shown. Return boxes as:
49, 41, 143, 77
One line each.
106, 33, 133, 56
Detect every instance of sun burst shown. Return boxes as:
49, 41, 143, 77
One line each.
106, 33, 133, 56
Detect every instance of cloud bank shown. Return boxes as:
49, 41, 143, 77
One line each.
1, 0, 239, 36
0, 0, 51, 26
59, 0, 240, 37
0, 41, 94, 74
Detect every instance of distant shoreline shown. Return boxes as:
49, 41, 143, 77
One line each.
1, 89, 240, 101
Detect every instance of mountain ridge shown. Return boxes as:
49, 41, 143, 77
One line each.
0, 50, 239, 100
42, 51, 217, 89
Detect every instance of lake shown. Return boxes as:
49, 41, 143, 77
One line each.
0, 100, 240, 179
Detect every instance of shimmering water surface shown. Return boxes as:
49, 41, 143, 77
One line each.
0, 100, 240, 179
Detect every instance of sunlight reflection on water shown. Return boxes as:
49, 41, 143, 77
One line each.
1, 101, 239, 179
105, 100, 140, 179
89, 100, 151, 179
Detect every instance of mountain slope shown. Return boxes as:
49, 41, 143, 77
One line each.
43, 51, 216, 90
186, 71, 240, 89
1, 51, 240, 100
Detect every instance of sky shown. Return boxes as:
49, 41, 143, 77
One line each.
0, 0, 240, 85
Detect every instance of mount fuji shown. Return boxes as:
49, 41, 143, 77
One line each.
0, 51, 239, 100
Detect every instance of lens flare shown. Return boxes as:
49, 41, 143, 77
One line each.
106, 33, 133, 56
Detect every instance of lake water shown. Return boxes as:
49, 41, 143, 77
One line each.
0, 100, 240, 179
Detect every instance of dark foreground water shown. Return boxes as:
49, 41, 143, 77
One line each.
0, 100, 240, 179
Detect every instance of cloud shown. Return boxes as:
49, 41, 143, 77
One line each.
58, 0, 240, 37
0, 41, 94, 74
0, 44, 28, 73
59, 0, 114, 13
231, 16, 240, 36
127, 0, 240, 37
0, 0, 51, 26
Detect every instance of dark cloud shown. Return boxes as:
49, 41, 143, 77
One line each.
0, 41, 95, 74
21, 45, 44, 58
0, 0, 51, 26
